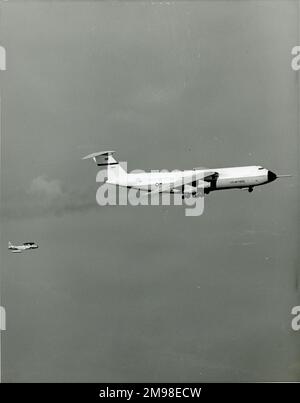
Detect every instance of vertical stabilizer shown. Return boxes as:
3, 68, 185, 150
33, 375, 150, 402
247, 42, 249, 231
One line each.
82, 151, 127, 181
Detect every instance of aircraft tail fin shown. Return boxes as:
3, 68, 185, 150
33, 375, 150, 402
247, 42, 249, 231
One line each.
82, 151, 127, 181
8, 241, 13, 248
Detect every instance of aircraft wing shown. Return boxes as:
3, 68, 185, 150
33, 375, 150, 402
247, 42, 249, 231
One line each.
12, 250, 22, 253
148, 172, 210, 195
200, 171, 219, 182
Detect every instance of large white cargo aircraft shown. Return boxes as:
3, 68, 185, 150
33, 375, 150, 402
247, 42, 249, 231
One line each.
8, 241, 39, 253
83, 151, 290, 198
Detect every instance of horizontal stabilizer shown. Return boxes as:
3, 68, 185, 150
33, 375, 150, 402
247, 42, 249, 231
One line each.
82, 151, 117, 166
82, 151, 115, 160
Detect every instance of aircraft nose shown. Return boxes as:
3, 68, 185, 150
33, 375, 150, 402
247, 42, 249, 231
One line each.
268, 170, 277, 182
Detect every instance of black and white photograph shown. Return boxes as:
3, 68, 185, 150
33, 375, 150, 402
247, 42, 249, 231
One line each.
0, 0, 299, 387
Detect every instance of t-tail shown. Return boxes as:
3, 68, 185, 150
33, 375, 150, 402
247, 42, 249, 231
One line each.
82, 151, 127, 182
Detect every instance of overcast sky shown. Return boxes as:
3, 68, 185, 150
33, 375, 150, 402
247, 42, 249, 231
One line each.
1, 1, 299, 382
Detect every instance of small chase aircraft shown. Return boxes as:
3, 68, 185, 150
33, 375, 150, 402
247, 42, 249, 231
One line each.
83, 151, 290, 198
8, 241, 39, 253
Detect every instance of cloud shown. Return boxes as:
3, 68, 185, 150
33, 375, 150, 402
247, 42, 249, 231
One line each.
2, 176, 97, 220
28, 176, 97, 216
29, 176, 64, 201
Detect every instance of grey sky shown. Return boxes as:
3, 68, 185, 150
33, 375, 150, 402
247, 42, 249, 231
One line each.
0, 1, 299, 382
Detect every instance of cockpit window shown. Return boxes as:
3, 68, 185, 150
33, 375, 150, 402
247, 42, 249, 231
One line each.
258, 167, 264, 170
